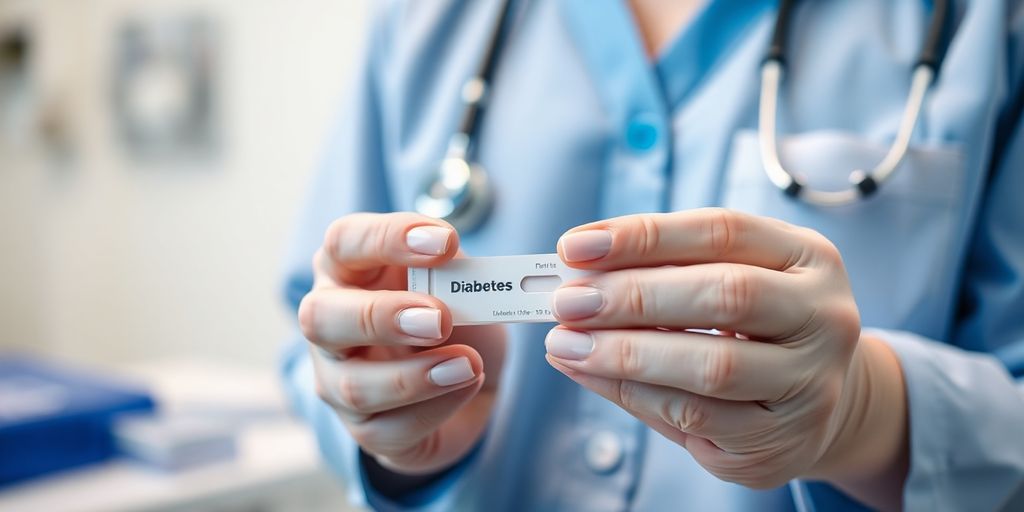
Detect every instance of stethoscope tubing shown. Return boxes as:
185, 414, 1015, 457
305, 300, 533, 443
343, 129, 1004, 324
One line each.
417, 0, 952, 229
758, 0, 949, 206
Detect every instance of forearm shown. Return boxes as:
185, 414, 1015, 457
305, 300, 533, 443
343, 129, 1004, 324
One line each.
809, 334, 909, 511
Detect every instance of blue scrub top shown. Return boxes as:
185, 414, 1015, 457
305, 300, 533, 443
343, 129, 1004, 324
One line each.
281, 0, 1024, 510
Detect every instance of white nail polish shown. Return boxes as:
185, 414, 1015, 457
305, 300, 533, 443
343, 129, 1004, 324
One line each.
428, 356, 475, 386
397, 308, 442, 339
406, 226, 452, 256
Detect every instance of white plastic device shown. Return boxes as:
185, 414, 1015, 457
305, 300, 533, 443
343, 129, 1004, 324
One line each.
407, 253, 591, 325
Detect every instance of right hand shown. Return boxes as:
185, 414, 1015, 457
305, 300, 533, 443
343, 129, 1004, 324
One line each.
299, 212, 506, 475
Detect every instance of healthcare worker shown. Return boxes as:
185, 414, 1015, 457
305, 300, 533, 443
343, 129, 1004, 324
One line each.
280, 0, 1024, 510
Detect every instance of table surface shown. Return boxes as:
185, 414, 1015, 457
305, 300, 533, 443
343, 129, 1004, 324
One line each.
0, 359, 361, 512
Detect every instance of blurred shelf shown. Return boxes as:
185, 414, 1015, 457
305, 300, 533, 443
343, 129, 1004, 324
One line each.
0, 359, 362, 512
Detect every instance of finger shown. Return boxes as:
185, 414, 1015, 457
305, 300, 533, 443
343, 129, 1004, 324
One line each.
314, 345, 483, 416
347, 377, 486, 463
557, 208, 834, 271
446, 324, 506, 392
553, 264, 813, 339
299, 288, 451, 351
321, 212, 459, 287
547, 357, 770, 439
544, 327, 795, 401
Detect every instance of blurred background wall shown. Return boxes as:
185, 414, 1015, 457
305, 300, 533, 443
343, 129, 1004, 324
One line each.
0, 0, 369, 367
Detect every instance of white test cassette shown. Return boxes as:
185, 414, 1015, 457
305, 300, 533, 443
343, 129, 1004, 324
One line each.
407, 253, 591, 326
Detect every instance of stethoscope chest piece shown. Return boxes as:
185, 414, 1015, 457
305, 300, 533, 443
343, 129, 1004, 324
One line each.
415, 154, 493, 233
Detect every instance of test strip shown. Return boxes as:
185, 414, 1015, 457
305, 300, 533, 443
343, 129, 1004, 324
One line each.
408, 253, 591, 326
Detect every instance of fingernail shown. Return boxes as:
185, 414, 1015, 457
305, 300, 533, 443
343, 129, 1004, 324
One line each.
428, 356, 475, 386
406, 226, 452, 255
559, 231, 612, 262
552, 286, 604, 320
398, 307, 442, 339
545, 329, 594, 361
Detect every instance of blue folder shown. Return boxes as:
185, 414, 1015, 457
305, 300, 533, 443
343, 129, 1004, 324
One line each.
0, 355, 156, 486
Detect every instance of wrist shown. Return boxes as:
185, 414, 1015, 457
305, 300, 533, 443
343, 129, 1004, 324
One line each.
809, 334, 909, 509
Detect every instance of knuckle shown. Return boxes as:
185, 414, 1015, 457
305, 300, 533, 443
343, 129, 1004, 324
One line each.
327, 214, 390, 263
834, 303, 862, 339
336, 372, 366, 412
616, 335, 644, 378
707, 208, 738, 257
616, 380, 640, 410
390, 370, 413, 403
713, 266, 754, 324
809, 231, 843, 267
633, 214, 662, 257
297, 293, 320, 343
665, 395, 710, 434
323, 218, 347, 261
358, 297, 381, 341
699, 343, 735, 396
373, 220, 392, 260
821, 300, 861, 347
624, 275, 652, 319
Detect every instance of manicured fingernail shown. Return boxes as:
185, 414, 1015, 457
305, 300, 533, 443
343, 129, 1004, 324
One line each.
406, 226, 452, 256
429, 356, 475, 386
552, 286, 604, 320
545, 329, 594, 360
398, 307, 442, 339
559, 231, 612, 262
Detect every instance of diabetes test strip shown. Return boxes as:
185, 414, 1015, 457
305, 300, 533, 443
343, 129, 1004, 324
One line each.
408, 254, 591, 326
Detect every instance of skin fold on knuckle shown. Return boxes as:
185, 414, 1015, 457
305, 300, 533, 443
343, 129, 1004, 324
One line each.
390, 367, 414, 403
615, 334, 644, 379
357, 296, 381, 341
615, 379, 640, 411
369, 217, 393, 261
335, 372, 367, 413
713, 266, 754, 325
665, 395, 709, 434
706, 208, 738, 258
699, 342, 735, 396
623, 274, 652, 319
633, 214, 662, 258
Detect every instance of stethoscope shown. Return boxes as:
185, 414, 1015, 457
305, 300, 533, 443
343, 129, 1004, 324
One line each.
415, 0, 951, 231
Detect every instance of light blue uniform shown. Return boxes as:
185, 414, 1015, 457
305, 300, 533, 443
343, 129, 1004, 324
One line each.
280, 0, 1024, 509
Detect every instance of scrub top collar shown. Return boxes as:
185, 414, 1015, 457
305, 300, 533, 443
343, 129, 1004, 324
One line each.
556, 0, 775, 115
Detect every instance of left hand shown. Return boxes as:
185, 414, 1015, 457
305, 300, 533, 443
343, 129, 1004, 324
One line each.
545, 208, 904, 493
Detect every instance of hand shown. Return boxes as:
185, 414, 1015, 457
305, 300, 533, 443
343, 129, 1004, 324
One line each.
299, 212, 506, 475
545, 209, 907, 507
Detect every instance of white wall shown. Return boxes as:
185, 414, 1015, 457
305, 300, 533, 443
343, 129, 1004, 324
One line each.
0, 0, 369, 367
